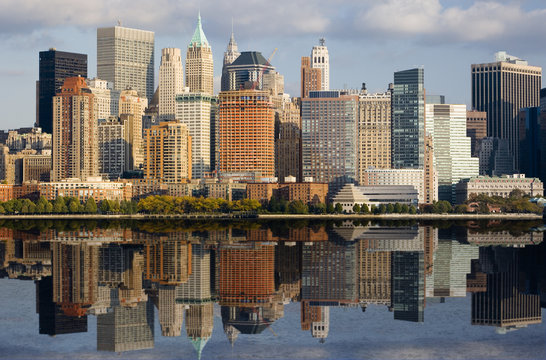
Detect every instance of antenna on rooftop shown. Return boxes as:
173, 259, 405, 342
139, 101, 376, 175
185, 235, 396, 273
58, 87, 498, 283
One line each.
117, 19, 122, 26
319, 37, 325, 46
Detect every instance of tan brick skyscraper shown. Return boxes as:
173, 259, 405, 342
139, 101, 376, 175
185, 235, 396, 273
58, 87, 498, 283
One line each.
52, 77, 98, 181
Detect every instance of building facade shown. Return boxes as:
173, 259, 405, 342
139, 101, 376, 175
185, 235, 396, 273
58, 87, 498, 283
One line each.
143, 122, 192, 182
97, 26, 155, 100
392, 68, 425, 169
455, 174, 543, 203
88, 78, 119, 121
185, 14, 214, 96
426, 104, 479, 203
159, 48, 184, 121
98, 117, 125, 180
274, 96, 301, 181
310, 39, 329, 91
175, 92, 217, 179
217, 90, 275, 178
38, 49, 88, 134
52, 77, 98, 181
221, 32, 241, 92
471, 52, 542, 170
357, 88, 392, 183
119, 89, 147, 171
221, 52, 275, 91
301, 91, 358, 194
300, 56, 321, 99
466, 110, 487, 157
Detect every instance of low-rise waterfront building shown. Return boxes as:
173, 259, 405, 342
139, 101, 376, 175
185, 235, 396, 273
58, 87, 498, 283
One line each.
40, 177, 133, 202
455, 174, 543, 204
332, 184, 419, 212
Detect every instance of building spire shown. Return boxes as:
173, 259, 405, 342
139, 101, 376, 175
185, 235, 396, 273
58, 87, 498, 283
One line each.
189, 12, 209, 48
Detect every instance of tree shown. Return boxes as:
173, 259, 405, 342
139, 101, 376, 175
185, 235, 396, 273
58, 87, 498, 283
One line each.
371, 204, 378, 214
454, 204, 467, 214
386, 203, 394, 213
84, 197, 98, 214
289, 200, 309, 214
312, 202, 326, 214
400, 204, 409, 213
393, 203, 402, 214
326, 203, 335, 214
53, 197, 67, 213
352, 203, 361, 213
334, 203, 343, 214
378, 204, 387, 214
68, 198, 81, 213
408, 205, 417, 214
360, 203, 369, 214
100, 199, 111, 213
35, 197, 49, 214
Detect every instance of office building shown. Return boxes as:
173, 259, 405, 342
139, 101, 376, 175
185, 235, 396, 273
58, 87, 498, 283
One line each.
186, 14, 214, 95
360, 168, 436, 204
478, 137, 515, 176
221, 51, 275, 91
392, 68, 425, 169
97, 26, 155, 100
119, 89, 147, 171
357, 87, 392, 182
426, 104, 479, 202
471, 52, 541, 170
221, 31, 241, 92
143, 122, 192, 182
301, 90, 358, 194
0, 147, 51, 184
52, 77, 98, 181
159, 48, 184, 120
98, 117, 125, 180
217, 90, 275, 178
392, 251, 424, 322
176, 92, 217, 179
466, 110, 487, 157
37, 49, 88, 134
310, 38, 329, 90
518, 107, 543, 180
274, 96, 301, 181
300, 56, 321, 98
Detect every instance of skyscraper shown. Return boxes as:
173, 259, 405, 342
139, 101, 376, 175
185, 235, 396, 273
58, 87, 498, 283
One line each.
310, 38, 329, 91
357, 86, 392, 184
159, 48, 184, 120
426, 104, 479, 202
97, 26, 155, 100
471, 52, 541, 170
392, 251, 424, 322
52, 77, 98, 181
301, 90, 358, 193
392, 68, 425, 169
185, 14, 214, 95
37, 49, 88, 134
221, 31, 241, 92
217, 89, 275, 178
98, 117, 125, 180
119, 89, 147, 171
176, 92, 217, 179
274, 96, 301, 181
466, 110, 487, 157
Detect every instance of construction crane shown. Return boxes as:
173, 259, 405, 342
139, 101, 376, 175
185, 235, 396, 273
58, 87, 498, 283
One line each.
251, 48, 278, 90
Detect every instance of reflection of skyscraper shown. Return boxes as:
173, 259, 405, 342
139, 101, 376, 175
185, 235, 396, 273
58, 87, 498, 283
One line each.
176, 243, 212, 302
275, 242, 301, 301
144, 236, 191, 285
392, 251, 424, 322
302, 241, 358, 303
471, 247, 541, 332
36, 276, 88, 335
185, 303, 214, 359
358, 240, 391, 307
52, 242, 99, 317
97, 299, 154, 352
219, 243, 275, 306
311, 306, 329, 341
158, 285, 184, 337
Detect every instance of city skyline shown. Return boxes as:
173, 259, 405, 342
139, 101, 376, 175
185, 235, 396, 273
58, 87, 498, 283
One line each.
2, 0, 546, 129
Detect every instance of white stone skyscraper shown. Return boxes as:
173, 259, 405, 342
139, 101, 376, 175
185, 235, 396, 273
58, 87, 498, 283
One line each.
159, 48, 184, 121
97, 26, 155, 100
186, 14, 214, 95
311, 38, 329, 91
426, 103, 479, 203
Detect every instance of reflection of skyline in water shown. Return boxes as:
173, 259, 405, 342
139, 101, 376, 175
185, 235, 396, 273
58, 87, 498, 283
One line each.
0, 223, 544, 359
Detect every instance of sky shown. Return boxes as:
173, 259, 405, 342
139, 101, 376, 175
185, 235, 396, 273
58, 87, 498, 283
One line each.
1, 0, 546, 130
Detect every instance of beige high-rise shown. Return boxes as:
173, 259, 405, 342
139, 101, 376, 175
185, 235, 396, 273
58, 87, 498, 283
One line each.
185, 14, 213, 95
274, 95, 301, 181
159, 48, 184, 120
119, 89, 147, 171
52, 77, 98, 181
143, 122, 192, 182
357, 89, 392, 184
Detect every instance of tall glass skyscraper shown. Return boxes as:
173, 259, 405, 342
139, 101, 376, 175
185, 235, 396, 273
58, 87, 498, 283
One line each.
392, 68, 425, 169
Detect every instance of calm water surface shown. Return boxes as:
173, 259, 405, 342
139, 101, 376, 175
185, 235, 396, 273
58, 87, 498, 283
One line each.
0, 220, 544, 359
